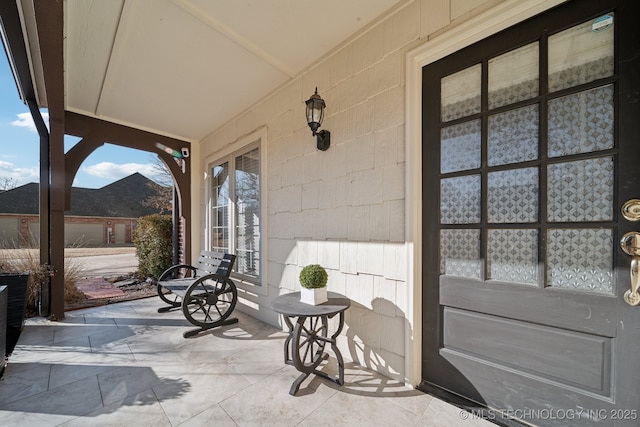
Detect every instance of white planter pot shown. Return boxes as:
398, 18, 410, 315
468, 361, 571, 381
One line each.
300, 287, 328, 305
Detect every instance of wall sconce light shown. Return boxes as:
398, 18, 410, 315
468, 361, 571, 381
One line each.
305, 88, 330, 151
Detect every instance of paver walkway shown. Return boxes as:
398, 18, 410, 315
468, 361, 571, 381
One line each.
74, 277, 124, 299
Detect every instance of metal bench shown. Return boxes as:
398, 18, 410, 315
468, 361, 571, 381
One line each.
157, 251, 238, 337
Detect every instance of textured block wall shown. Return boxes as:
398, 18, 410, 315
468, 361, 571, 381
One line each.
198, 0, 502, 381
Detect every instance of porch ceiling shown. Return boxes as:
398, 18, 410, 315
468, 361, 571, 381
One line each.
39, 0, 407, 142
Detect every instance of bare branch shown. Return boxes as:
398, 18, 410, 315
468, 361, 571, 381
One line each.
142, 156, 173, 213
0, 177, 18, 191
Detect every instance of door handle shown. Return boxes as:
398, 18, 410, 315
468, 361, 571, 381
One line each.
620, 232, 640, 306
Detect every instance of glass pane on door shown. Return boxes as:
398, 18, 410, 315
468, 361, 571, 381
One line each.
487, 229, 538, 284
488, 105, 539, 166
548, 85, 614, 157
441, 64, 481, 121
487, 168, 539, 223
547, 157, 614, 222
548, 14, 614, 92
488, 42, 539, 109
441, 120, 481, 173
547, 228, 613, 293
440, 229, 482, 279
440, 176, 481, 224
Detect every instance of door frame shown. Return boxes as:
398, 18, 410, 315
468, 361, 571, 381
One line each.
403, 0, 567, 387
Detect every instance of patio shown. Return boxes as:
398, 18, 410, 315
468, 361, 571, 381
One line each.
0, 297, 492, 426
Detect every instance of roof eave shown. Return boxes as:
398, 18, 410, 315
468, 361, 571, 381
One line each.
0, 0, 47, 107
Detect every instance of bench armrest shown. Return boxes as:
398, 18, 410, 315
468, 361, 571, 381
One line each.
193, 272, 235, 285
158, 264, 198, 282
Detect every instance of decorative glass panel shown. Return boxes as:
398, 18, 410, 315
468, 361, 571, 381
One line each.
488, 105, 539, 166
548, 85, 614, 157
235, 148, 260, 279
440, 229, 482, 279
441, 175, 481, 224
488, 42, 539, 109
547, 229, 613, 293
488, 168, 538, 223
548, 15, 614, 92
441, 64, 481, 122
488, 229, 538, 284
547, 157, 614, 222
211, 163, 230, 253
441, 120, 481, 173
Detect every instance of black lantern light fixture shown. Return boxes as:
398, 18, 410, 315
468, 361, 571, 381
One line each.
305, 87, 330, 151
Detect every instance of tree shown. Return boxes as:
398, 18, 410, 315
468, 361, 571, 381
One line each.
0, 177, 18, 191
143, 155, 173, 214
149, 154, 174, 187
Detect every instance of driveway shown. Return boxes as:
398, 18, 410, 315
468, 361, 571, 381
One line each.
72, 252, 138, 277
1, 247, 139, 278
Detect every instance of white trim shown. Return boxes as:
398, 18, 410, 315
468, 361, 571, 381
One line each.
203, 126, 267, 164
404, 0, 567, 388
204, 126, 269, 296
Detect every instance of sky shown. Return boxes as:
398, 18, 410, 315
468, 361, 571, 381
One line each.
0, 51, 164, 189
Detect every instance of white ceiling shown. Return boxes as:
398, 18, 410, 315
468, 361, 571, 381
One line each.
62, 0, 407, 142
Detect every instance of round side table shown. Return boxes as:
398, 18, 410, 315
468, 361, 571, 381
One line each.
271, 291, 351, 395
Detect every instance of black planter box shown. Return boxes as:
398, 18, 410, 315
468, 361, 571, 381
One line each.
0, 285, 6, 374
0, 273, 29, 356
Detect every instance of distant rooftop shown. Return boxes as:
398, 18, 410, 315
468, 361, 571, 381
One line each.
0, 173, 169, 217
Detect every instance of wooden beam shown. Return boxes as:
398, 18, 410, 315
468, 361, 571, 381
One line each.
34, 0, 65, 320
65, 111, 192, 265
64, 137, 105, 210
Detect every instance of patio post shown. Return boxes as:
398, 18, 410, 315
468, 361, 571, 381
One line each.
34, 0, 65, 320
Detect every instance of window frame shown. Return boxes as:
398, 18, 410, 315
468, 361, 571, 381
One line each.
204, 127, 267, 291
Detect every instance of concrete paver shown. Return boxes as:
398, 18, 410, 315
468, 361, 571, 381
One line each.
0, 298, 497, 426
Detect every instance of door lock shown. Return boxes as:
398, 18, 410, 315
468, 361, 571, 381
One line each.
620, 232, 640, 306
621, 199, 640, 222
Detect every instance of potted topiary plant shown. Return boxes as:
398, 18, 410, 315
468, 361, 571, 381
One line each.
299, 264, 328, 305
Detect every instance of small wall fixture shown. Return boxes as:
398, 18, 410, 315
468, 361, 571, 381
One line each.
305, 88, 330, 151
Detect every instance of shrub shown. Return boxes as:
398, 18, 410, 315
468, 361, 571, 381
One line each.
133, 214, 173, 279
299, 264, 328, 289
0, 248, 85, 315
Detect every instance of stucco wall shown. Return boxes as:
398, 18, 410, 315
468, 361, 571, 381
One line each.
194, 0, 561, 384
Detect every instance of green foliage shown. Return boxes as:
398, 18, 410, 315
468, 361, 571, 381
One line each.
299, 264, 328, 289
133, 214, 173, 279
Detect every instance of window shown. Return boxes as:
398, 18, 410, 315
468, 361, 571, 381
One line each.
209, 140, 262, 283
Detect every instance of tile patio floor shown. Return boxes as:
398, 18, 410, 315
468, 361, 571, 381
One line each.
0, 297, 495, 426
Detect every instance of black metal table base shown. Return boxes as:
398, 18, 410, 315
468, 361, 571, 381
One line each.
271, 292, 351, 396
283, 311, 346, 395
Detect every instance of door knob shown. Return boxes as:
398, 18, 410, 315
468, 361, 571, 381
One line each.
620, 232, 640, 306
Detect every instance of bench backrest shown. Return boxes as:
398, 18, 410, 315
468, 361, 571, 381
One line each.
196, 251, 236, 278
